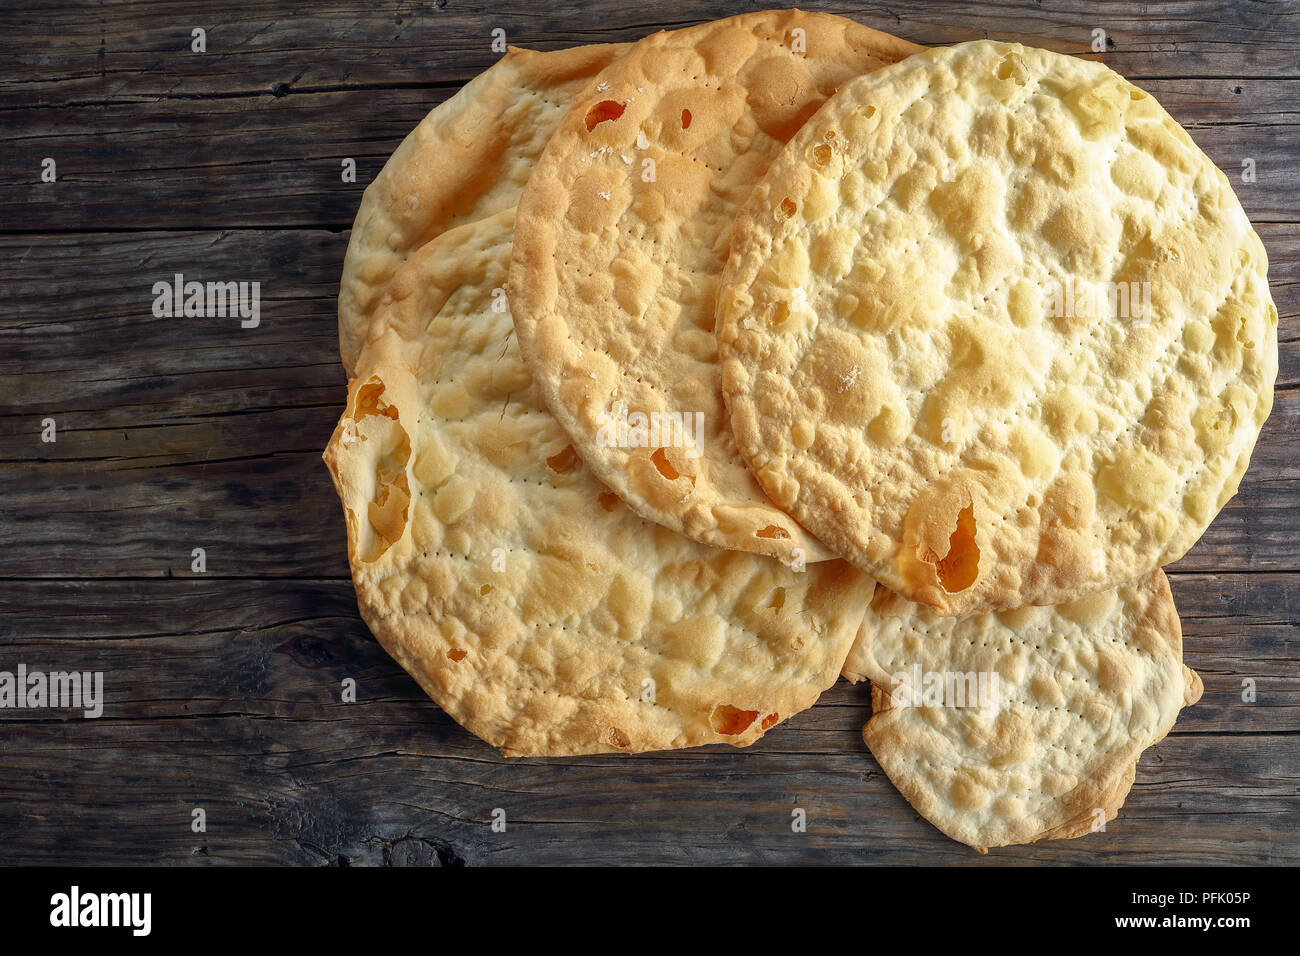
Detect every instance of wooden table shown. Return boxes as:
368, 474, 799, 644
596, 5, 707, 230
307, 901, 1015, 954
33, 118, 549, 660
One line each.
2, 1, 1296, 865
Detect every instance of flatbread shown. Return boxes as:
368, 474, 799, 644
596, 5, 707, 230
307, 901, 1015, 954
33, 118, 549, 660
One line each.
324, 208, 872, 757
719, 39, 1277, 613
337, 43, 628, 375
845, 570, 1202, 850
509, 11, 922, 564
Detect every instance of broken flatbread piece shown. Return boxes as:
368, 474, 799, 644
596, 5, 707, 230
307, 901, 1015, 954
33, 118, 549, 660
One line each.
846, 570, 1202, 850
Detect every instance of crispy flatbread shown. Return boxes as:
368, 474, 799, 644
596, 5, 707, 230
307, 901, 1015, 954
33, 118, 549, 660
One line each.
338, 43, 628, 374
719, 40, 1277, 612
325, 209, 871, 756
509, 11, 922, 563
846, 570, 1202, 849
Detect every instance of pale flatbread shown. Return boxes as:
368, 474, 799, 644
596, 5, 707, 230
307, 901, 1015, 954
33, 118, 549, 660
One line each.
845, 570, 1202, 850
324, 209, 872, 757
719, 40, 1277, 613
337, 43, 628, 375
509, 11, 922, 564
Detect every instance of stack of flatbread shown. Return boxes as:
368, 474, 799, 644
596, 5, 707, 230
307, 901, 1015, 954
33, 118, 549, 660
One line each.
324, 11, 1277, 851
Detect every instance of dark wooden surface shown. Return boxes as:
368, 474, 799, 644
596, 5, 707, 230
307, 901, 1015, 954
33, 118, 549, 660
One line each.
1, 1, 1297, 866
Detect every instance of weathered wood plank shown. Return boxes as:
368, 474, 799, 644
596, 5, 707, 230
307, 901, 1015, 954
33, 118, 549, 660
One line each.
1, 0, 1296, 867
0, 450, 350, 578
1, 224, 1295, 414
0, 218, 1293, 578
0, 574, 1295, 865
0, 229, 348, 421
2, 74, 1297, 230
0, 725, 1294, 865
0, 412, 1297, 577
2, 0, 1296, 107
0, 573, 1294, 731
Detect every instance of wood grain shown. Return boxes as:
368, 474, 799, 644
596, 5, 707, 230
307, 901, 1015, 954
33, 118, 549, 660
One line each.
3, 80, 1298, 230
1, 0, 1296, 865
3, 1, 1297, 105
0, 575, 1296, 865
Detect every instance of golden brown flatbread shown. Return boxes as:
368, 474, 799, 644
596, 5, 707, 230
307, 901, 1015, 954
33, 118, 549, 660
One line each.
325, 209, 872, 756
509, 11, 922, 563
338, 43, 627, 374
719, 40, 1277, 613
846, 570, 1202, 849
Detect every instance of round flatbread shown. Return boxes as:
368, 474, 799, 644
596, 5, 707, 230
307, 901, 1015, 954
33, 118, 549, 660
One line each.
324, 209, 871, 757
337, 43, 628, 375
719, 40, 1277, 613
845, 570, 1202, 850
509, 11, 922, 565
